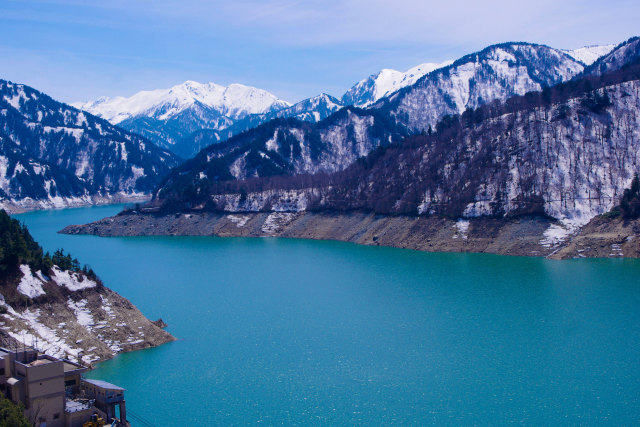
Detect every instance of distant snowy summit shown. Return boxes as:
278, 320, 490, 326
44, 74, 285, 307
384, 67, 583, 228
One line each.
563, 44, 615, 65
342, 60, 454, 107
73, 80, 291, 124
73, 81, 291, 152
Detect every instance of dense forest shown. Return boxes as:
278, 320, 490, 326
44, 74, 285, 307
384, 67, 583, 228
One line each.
0, 210, 96, 282
0, 393, 29, 427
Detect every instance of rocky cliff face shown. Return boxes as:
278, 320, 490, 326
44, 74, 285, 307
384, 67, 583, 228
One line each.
0, 79, 180, 213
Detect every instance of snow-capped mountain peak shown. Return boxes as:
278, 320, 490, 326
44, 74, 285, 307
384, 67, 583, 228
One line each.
342, 60, 453, 107
563, 44, 616, 65
73, 80, 290, 124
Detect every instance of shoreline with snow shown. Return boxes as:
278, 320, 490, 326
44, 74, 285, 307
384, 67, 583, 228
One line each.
61, 210, 640, 260
0, 192, 150, 215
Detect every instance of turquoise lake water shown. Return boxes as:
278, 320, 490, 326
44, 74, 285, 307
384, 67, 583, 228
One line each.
14, 205, 640, 425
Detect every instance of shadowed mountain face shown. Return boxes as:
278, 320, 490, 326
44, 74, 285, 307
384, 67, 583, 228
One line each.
0, 80, 180, 212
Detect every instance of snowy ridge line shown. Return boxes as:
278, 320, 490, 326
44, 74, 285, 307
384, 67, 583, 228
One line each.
73, 81, 291, 124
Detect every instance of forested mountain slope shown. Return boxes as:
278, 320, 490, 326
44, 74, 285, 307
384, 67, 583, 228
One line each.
0, 80, 180, 212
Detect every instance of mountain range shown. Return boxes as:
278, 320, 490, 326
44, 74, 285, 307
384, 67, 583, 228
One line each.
75, 45, 614, 159
150, 42, 602, 193
73, 81, 291, 155
0, 39, 631, 215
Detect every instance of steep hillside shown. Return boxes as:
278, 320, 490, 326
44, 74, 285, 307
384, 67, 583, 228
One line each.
155, 107, 407, 205
0, 80, 180, 213
0, 210, 174, 363
376, 42, 585, 132
564, 45, 615, 65
584, 37, 640, 76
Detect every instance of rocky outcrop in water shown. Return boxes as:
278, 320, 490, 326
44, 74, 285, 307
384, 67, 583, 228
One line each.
0, 267, 175, 364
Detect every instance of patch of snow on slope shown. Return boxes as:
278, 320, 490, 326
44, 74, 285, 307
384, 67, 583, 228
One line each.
227, 215, 250, 227
67, 298, 94, 329
564, 45, 615, 65
261, 212, 296, 234
52, 267, 97, 291
3, 308, 81, 361
539, 220, 583, 249
17, 265, 46, 298
453, 219, 470, 239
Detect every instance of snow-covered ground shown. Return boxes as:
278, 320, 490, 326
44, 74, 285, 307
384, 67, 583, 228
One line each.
564, 45, 615, 65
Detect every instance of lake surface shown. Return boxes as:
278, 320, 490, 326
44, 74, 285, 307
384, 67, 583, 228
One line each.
15, 205, 640, 425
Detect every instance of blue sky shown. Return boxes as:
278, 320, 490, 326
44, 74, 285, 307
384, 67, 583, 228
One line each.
1, 0, 638, 104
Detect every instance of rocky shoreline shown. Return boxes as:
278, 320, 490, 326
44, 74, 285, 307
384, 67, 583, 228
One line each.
60, 210, 640, 259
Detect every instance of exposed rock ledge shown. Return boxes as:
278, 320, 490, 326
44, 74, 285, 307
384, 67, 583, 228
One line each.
60, 211, 640, 260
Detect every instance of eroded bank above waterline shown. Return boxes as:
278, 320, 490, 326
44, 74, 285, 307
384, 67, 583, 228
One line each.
60, 210, 640, 260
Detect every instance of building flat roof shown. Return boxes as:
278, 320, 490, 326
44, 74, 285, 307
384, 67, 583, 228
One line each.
83, 378, 125, 391
63, 361, 88, 373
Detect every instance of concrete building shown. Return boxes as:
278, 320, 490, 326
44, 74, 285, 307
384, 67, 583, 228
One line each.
0, 347, 129, 427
